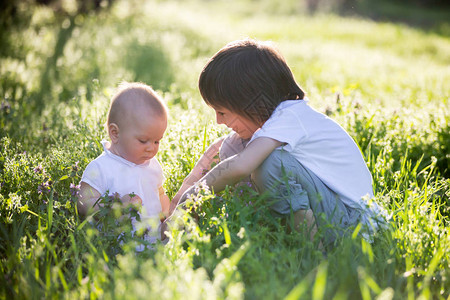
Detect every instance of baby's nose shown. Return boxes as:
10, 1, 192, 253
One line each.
146, 143, 156, 152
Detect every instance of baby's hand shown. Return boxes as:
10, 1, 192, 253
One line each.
130, 194, 142, 206
120, 193, 143, 208
160, 218, 168, 241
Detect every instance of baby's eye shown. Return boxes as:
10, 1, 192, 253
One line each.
154, 141, 160, 145
139, 139, 147, 144
218, 112, 225, 116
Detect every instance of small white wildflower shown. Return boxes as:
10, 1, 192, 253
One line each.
431, 156, 437, 165
237, 227, 246, 239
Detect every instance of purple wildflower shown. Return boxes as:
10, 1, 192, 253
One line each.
72, 161, 79, 172
1, 101, 10, 113
37, 182, 50, 194
34, 165, 44, 174
37, 178, 52, 195
70, 183, 81, 197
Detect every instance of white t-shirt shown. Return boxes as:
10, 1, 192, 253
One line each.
249, 99, 378, 214
81, 141, 164, 243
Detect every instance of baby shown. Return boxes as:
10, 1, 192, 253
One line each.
77, 82, 170, 244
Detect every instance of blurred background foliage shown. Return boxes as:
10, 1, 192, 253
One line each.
1, 0, 448, 173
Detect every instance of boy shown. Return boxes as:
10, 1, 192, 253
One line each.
78, 82, 170, 243
169, 39, 386, 245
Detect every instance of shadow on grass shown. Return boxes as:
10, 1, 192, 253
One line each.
336, 0, 450, 37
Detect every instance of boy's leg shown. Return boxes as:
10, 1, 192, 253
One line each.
292, 209, 319, 242
251, 149, 361, 246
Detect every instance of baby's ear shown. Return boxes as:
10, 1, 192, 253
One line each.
108, 123, 120, 143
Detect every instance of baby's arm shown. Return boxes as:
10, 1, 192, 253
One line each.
176, 137, 282, 206
159, 186, 170, 219
169, 138, 224, 213
77, 182, 102, 215
159, 186, 171, 241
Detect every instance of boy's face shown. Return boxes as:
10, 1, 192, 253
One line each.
213, 106, 259, 139
112, 114, 167, 165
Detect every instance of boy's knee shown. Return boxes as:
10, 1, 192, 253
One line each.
219, 133, 248, 160
253, 150, 310, 214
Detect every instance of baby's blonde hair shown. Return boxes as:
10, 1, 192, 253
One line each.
107, 82, 168, 128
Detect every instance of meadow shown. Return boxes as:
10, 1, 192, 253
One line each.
0, 0, 449, 298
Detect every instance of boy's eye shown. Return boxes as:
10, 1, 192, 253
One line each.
139, 140, 147, 144
218, 112, 225, 116
155, 141, 160, 145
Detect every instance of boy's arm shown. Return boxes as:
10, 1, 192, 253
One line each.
169, 138, 224, 213
177, 137, 282, 206
77, 182, 102, 216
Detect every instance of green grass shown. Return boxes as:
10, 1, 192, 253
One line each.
0, 0, 449, 299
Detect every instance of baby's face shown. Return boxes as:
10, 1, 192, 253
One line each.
115, 114, 167, 165
213, 106, 260, 139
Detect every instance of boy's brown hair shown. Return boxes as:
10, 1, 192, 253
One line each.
199, 39, 305, 125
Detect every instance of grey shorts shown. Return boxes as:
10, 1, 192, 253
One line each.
219, 133, 363, 241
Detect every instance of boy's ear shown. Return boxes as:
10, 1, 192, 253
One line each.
109, 123, 120, 143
